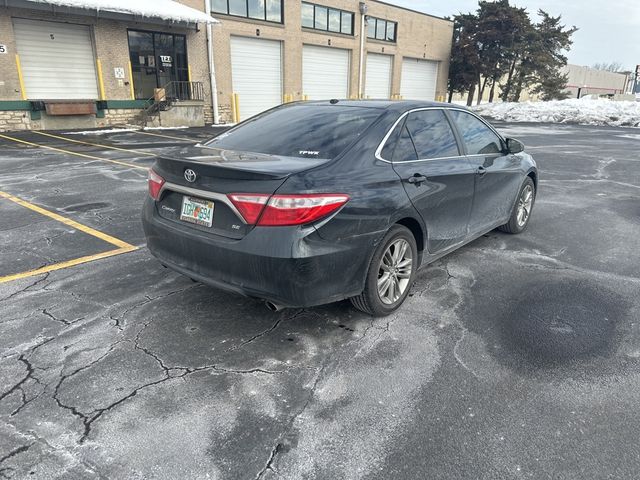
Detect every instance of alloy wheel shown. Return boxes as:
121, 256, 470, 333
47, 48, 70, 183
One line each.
516, 185, 534, 227
377, 238, 413, 305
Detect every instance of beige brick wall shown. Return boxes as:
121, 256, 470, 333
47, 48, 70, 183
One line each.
0, 110, 31, 132
0, 10, 24, 101
208, 0, 453, 123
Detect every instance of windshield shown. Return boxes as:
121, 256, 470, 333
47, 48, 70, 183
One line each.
205, 104, 384, 160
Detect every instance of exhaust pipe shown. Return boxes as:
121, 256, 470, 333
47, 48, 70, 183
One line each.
265, 301, 284, 312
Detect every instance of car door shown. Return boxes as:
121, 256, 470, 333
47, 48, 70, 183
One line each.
381, 109, 476, 253
447, 109, 523, 235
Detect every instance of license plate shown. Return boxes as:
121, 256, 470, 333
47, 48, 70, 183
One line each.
180, 196, 214, 227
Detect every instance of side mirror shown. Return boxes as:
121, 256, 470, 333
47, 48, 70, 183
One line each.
505, 138, 525, 154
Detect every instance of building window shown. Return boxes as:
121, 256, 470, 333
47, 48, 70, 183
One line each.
301, 2, 354, 36
128, 30, 189, 100
366, 16, 397, 42
212, 0, 283, 23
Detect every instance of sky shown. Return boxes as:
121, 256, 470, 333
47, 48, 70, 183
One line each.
388, 0, 640, 71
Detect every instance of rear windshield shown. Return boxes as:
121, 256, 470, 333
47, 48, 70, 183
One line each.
205, 105, 383, 159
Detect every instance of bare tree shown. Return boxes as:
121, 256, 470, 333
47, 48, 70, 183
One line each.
592, 61, 624, 73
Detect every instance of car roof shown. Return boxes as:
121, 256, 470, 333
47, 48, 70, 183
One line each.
301, 99, 468, 112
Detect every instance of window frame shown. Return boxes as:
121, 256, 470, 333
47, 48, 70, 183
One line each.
375, 107, 507, 163
366, 16, 398, 43
301, 2, 355, 36
211, 0, 284, 24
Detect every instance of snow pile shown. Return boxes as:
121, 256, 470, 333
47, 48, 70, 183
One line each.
27, 0, 217, 24
473, 97, 640, 128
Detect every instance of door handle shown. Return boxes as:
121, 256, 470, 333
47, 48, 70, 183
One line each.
477, 166, 487, 176
407, 174, 427, 185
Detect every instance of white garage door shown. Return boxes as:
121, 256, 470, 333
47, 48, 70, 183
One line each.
13, 18, 99, 100
303, 45, 350, 100
365, 53, 392, 99
230, 36, 282, 121
400, 58, 439, 101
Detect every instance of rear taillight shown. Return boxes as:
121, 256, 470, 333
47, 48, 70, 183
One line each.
148, 169, 165, 200
227, 194, 270, 224
228, 193, 349, 226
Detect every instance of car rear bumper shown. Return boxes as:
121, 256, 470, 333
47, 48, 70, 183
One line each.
141, 198, 378, 308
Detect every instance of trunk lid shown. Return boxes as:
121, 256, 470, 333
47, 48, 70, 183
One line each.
153, 145, 329, 239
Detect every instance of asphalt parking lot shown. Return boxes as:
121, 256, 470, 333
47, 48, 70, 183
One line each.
0, 121, 639, 479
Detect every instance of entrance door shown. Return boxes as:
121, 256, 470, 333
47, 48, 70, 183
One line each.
128, 30, 188, 100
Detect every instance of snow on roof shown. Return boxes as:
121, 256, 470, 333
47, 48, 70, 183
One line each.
25, 0, 218, 24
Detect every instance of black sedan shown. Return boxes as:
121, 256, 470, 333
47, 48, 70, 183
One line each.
142, 100, 537, 316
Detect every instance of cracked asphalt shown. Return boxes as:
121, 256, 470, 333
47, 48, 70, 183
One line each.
1, 122, 639, 479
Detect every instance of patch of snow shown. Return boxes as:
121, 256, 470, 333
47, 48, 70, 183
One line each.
26, 0, 217, 24
472, 98, 640, 128
64, 128, 139, 135
143, 126, 188, 130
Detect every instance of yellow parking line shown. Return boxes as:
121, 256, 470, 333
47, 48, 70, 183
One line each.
0, 191, 138, 284
0, 191, 132, 248
0, 247, 137, 284
134, 130, 198, 142
33, 131, 157, 157
0, 133, 147, 170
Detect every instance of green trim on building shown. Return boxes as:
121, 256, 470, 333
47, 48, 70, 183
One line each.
30, 110, 42, 120
0, 99, 151, 112
99, 100, 152, 109
0, 101, 32, 111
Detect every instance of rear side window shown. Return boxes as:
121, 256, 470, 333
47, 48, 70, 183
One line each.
206, 105, 383, 159
449, 110, 503, 155
405, 110, 460, 159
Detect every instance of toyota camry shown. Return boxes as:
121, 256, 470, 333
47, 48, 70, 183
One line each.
142, 100, 537, 316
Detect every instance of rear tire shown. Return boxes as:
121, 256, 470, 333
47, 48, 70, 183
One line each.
350, 225, 418, 317
498, 177, 536, 234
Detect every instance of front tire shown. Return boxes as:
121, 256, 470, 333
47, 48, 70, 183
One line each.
499, 177, 536, 234
350, 225, 418, 316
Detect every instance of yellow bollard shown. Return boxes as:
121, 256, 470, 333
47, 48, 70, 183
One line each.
232, 93, 240, 123
15, 55, 27, 100
128, 61, 135, 100
96, 59, 106, 101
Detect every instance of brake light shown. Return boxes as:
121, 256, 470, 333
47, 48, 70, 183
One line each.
148, 169, 165, 200
228, 194, 270, 224
228, 193, 349, 226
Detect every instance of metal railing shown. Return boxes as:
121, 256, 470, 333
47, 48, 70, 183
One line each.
140, 81, 204, 126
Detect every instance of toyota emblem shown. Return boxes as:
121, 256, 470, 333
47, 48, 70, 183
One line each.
184, 169, 197, 183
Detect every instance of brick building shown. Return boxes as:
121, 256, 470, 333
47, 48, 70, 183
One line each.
0, 0, 453, 131
210, 1, 454, 122
0, 0, 216, 131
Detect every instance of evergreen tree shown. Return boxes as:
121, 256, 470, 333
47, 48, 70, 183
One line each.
450, 1, 577, 104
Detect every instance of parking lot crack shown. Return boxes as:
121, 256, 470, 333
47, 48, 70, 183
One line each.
81, 375, 172, 443
42, 308, 71, 326
254, 362, 328, 478
0, 355, 38, 405
0, 272, 50, 303
255, 442, 283, 479
0, 444, 32, 466
229, 310, 304, 352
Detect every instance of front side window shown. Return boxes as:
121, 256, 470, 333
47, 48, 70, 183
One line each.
405, 110, 459, 159
206, 105, 383, 159
302, 2, 354, 35
367, 16, 397, 42
449, 110, 503, 155
212, 0, 283, 23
